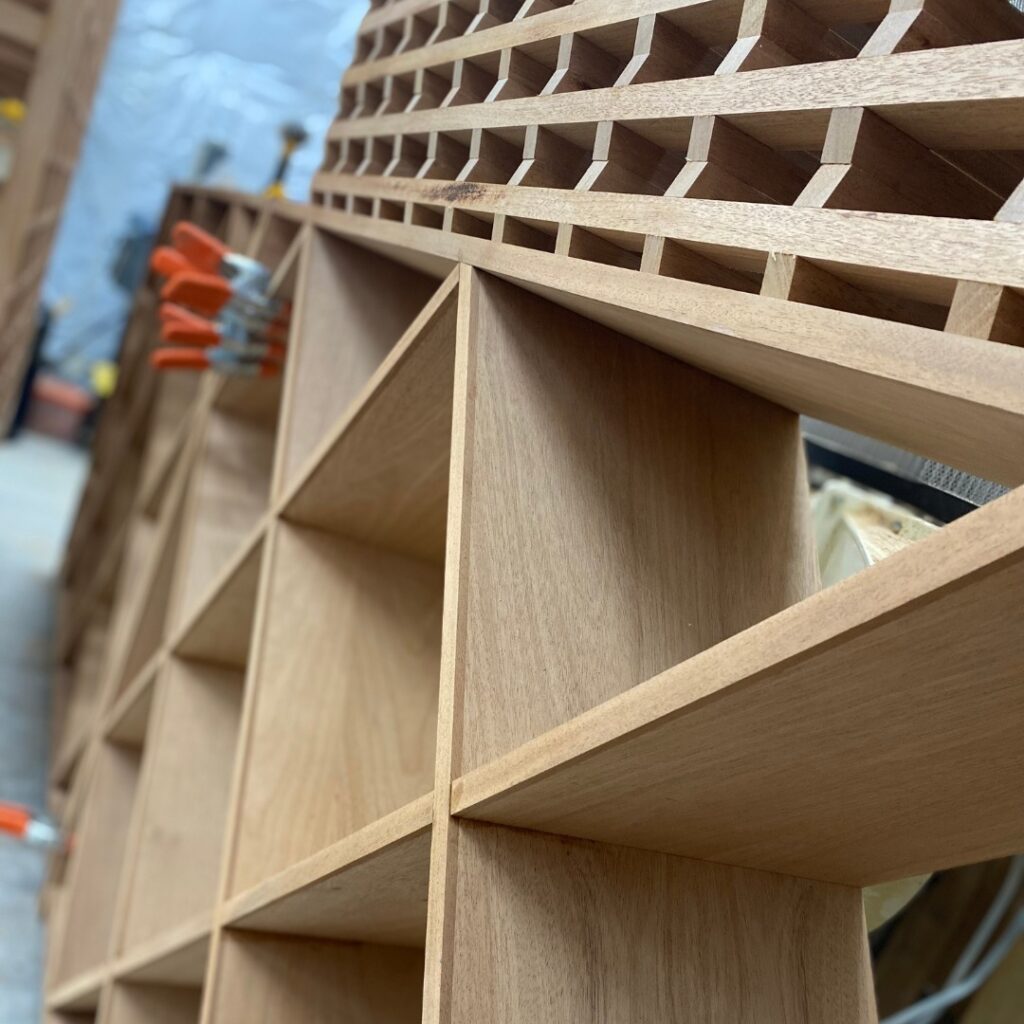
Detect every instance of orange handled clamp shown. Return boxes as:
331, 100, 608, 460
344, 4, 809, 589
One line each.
171, 222, 229, 275
0, 802, 63, 849
151, 348, 282, 377
151, 245, 192, 280
161, 271, 234, 317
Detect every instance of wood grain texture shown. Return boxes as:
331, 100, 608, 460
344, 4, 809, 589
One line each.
56, 743, 142, 983
283, 270, 458, 563
169, 409, 275, 632
276, 227, 440, 492
307, 203, 1024, 486
446, 820, 877, 1023
205, 933, 423, 1024
173, 523, 265, 670
331, 40, 1024, 148
454, 486, 1024, 886
118, 659, 242, 953
230, 522, 443, 893
227, 794, 431, 948
103, 982, 202, 1024
457, 271, 817, 771
316, 171, 1024, 291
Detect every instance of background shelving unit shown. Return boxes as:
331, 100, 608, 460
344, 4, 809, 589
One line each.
44, 0, 1024, 1020
0, 0, 123, 427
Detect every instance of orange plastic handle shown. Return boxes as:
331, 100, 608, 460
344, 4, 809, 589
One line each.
151, 246, 192, 280
0, 803, 30, 837
172, 222, 229, 275
161, 272, 233, 317
162, 320, 220, 346
159, 302, 205, 326
150, 348, 210, 371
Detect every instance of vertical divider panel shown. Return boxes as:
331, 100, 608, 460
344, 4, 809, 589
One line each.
422, 268, 878, 1023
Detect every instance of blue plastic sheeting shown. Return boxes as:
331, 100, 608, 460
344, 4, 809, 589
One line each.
41, 0, 367, 381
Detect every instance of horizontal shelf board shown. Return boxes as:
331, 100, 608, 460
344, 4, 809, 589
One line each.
173, 518, 266, 669
345, 0, 745, 86
104, 652, 162, 746
331, 41, 1024, 151
46, 964, 106, 1012
316, 171, 1024, 293
308, 205, 1024, 487
452, 487, 1024, 887
115, 910, 211, 987
226, 794, 432, 948
282, 269, 459, 563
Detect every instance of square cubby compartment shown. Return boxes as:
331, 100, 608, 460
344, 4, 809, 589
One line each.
205, 931, 422, 1023
169, 384, 280, 633
274, 227, 446, 496
102, 980, 203, 1024
452, 271, 818, 777
114, 656, 244, 955
55, 681, 155, 985
228, 269, 458, 895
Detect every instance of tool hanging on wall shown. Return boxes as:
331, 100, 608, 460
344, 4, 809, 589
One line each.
148, 221, 289, 377
264, 121, 309, 200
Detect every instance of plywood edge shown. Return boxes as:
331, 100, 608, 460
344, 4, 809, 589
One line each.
453, 485, 1024, 819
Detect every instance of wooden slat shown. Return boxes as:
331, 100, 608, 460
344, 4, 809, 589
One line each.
330, 40, 1024, 149
316, 171, 1024, 291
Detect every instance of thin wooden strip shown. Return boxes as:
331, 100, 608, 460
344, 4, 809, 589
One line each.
330, 39, 1024, 149
345, 0, 743, 86
315, 170, 1024, 290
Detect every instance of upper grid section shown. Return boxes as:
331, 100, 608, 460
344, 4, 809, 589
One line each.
314, 0, 1024, 349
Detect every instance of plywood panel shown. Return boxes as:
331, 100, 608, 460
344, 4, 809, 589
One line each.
206, 933, 423, 1024
230, 522, 442, 893
457, 271, 817, 772
445, 820, 877, 1023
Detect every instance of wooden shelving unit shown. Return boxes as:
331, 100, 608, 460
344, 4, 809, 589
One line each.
0, 0, 122, 427
45, 1, 1024, 1021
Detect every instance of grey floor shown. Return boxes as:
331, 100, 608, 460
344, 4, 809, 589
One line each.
0, 432, 86, 1023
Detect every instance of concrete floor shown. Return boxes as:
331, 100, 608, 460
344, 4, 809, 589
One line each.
0, 432, 86, 1023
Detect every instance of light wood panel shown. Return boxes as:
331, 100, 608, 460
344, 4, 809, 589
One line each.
443, 819, 877, 1023
455, 270, 817, 771
229, 521, 443, 893
283, 269, 459, 563
173, 525, 264, 671
204, 932, 424, 1024
454, 485, 1024, 886
55, 742, 145, 983
226, 794, 431, 948
169, 405, 276, 631
118, 659, 243, 953
274, 227, 443, 493
103, 982, 202, 1024
308, 205, 1024, 486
